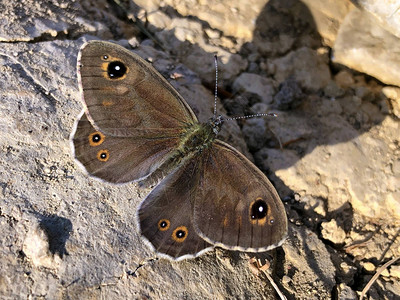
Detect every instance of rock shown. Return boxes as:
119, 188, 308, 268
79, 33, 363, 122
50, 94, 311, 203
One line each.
354, 0, 400, 39
317, 98, 343, 116
271, 47, 331, 91
242, 118, 267, 152
390, 265, 400, 279
252, 0, 323, 56
282, 225, 336, 299
347, 225, 400, 260
300, 0, 355, 46
339, 261, 358, 284
335, 70, 355, 88
264, 106, 400, 220
321, 219, 347, 245
333, 8, 400, 87
274, 78, 304, 110
335, 283, 358, 300
136, 0, 265, 41
303, 196, 326, 217
232, 73, 275, 105
362, 262, 376, 272
382, 86, 400, 118
324, 80, 345, 99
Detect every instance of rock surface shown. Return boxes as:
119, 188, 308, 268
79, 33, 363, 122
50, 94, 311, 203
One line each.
1, 0, 399, 299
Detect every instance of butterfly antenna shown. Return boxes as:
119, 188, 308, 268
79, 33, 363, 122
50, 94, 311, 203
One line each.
212, 55, 276, 122
226, 113, 278, 121
213, 54, 218, 118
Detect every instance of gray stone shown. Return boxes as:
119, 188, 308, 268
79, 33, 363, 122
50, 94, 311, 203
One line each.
354, 0, 400, 39
271, 47, 331, 91
274, 78, 304, 110
333, 8, 400, 87
232, 73, 275, 105
336, 283, 358, 300
282, 225, 336, 299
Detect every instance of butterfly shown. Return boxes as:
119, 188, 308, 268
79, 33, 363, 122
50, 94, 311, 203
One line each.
71, 40, 287, 260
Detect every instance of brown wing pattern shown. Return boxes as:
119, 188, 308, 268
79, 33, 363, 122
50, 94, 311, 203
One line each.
193, 140, 287, 251
77, 41, 197, 137
72, 112, 182, 183
138, 157, 212, 260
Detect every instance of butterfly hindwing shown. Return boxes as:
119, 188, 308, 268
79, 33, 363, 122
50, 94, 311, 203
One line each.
192, 140, 287, 251
72, 112, 182, 183
138, 157, 213, 260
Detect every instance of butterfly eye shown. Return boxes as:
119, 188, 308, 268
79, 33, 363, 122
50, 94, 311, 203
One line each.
97, 149, 109, 162
107, 61, 127, 79
88, 131, 105, 146
157, 219, 170, 231
172, 226, 188, 242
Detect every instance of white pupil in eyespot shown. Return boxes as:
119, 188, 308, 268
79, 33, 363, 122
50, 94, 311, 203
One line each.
115, 66, 120, 70
258, 206, 264, 212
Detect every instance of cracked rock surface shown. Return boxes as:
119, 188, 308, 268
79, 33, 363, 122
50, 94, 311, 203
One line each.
1, 0, 399, 299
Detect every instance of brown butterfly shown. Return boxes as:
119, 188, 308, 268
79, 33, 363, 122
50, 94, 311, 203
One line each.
71, 40, 287, 260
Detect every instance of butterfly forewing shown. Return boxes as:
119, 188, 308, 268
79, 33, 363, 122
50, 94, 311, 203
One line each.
77, 41, 197, 137
73, 41, 198, 183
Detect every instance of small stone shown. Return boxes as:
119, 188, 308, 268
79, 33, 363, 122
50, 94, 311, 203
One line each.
204, 28, 220, 39
271, 47, 331, 91
392, 160, 400, 176
321, 219, 346, 245
382, 86, 400, 118
232, 73, 275, 105
304, 197, 326, 217
324, 80, 345, 99
147, 11, 172, 30
128, 37, 140, 48
354, 86, 372, 101
242, 118, 267, 151
318, 98, 343, 115
274, 78, 303, 110
282, 275, 291, 284
378, 98, 390, 114
364, 224, 376, 232
382, 86, 400, 99
335, 283, 357, 300
381, 269, 390, 277
334, 70, 355, 88
390, 265, 400, 279
363, 262, 376, 272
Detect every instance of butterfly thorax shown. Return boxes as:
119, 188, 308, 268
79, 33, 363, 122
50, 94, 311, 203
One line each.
179, 115, 223, 154
140, 116, 223, 187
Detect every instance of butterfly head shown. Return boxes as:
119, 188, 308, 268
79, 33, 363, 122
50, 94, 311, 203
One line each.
210, 115, 224, 135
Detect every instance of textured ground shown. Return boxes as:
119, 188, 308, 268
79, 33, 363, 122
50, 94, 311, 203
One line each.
0, 0, 399, 299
